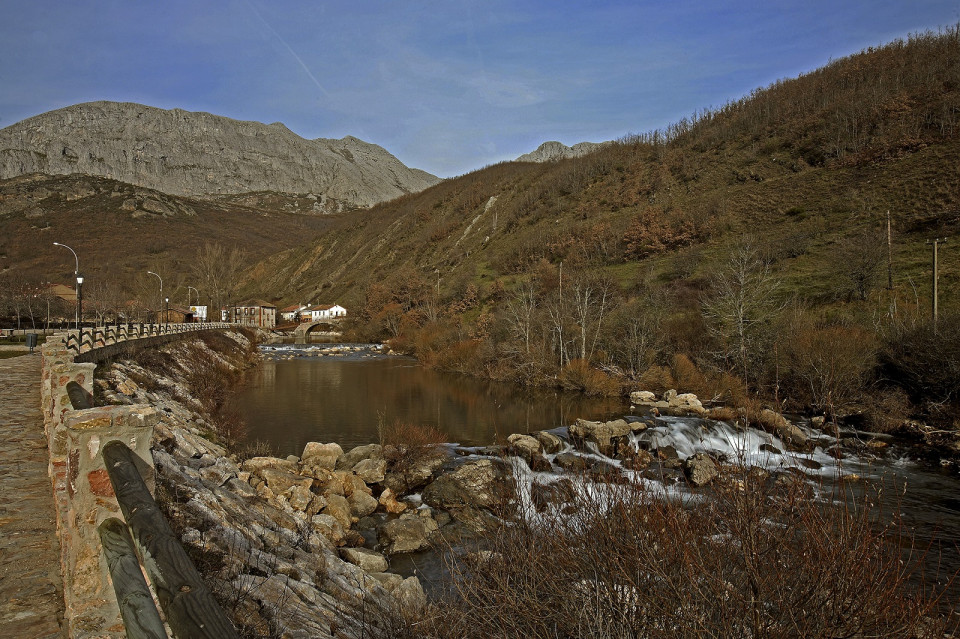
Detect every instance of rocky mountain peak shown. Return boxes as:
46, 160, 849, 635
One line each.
516, 139, 611, 163
0, 101, 441, 209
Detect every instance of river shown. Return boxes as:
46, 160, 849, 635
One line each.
235, 344, 960, 604
236, 344, 625, 454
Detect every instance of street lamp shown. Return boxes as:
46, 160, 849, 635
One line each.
147, 271, 162, 324
165, 297, 169, 325
53, 242, 82, 329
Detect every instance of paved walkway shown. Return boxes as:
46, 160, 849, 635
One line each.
0, 353, 65, 638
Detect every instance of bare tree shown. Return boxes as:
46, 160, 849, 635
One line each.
702, 240, 783, 385
830, 227, 886, 301
192, 243, 247, 315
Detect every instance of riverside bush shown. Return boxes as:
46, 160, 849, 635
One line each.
411, 471, 955, 638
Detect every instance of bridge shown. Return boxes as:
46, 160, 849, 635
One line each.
293, 317, 344, 343
0, 323, 238, 638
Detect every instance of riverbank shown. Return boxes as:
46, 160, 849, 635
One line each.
96, 330, 427, 637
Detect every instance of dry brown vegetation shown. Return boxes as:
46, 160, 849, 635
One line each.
397, 472, 957, 638
264, 27, 960, 437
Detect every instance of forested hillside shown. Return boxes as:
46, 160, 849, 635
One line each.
255, 27, 960, 435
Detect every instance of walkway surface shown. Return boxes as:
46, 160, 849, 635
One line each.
0, 353, 65, 638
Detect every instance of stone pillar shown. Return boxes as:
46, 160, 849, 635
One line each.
61, 405, 159, 638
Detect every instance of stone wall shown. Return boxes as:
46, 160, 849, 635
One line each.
41, 333, 167, 638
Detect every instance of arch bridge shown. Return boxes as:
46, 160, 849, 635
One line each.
294, 318, 344, 343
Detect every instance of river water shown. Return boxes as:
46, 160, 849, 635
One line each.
236, 344, 625, 455
235, 344, 960, 605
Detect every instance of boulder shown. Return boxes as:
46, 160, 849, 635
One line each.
507, 434, 541, 458
348, 490, 379, 518
324, 494, 353, 530
377, 487, 407, 514
382, 450, 449, 495
421, 459, 511, 510
369, 572, 404, 591
394, 576, 427, 614
311, 514, 346, 546
554, 452, 590, 473
568, 418, 632, 455
301, 442, 343, 470
630, 390, 657, 404
352, 458, 387, 484
759, 409, 809, 449
259, 467, 314, 494
285, 484, 315, 512
241, 456, 297, 475
378, 515, 439, 554
338, 547, 388, 573
532, 430, 564, 454
336, 443, 383, 470
684, 453, 719, 487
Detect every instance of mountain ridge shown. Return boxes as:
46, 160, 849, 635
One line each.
0, 101, 441, 210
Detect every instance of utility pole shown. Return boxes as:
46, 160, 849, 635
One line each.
886, 210, 893, 290
926, 237, 947, 332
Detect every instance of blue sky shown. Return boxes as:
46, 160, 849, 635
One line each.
1, 1, 958, 177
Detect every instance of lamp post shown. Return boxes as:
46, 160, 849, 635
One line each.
147, 271, 162, 324
165, 297, 169, 325
53, 242, 82, 329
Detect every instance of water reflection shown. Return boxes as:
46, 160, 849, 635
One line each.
235, 351, 625, 456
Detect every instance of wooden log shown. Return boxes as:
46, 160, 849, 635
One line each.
103, 441, 239, 639
66, 380, 92, 410
98, 518, 167, 639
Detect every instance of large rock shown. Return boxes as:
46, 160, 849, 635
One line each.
301, 442, 343, 470
378, 487, 407, 514
630, 390, 657, 405
421, 459, 512, 510
684, 453, 719, 487
568, 418, 632, 455
324, 494, 353, 530
378, 515, 439, 554
259, 467, 313, 495
241, 456, 297, 475
337, 444, 383, 471
352, 458, 387, 484
338, 547, 388, 573
382, 450, 449, 495
532, 431, 564, 454
348, 490, 379, 518
759, 409, 809, 449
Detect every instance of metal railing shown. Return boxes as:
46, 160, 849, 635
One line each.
65, 322, 234, 355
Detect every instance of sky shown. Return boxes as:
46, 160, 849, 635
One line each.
1, 1, 958, 178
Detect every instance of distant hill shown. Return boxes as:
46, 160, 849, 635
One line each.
0, 101, 440, 210
516, 140, 611, 163
0, 173, 333, 288
253, 27, 960, 310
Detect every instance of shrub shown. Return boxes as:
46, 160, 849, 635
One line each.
378, 419, 448, 487
424, 471, 954, 638
558, 358, 621, 396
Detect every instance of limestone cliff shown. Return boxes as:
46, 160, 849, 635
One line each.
0, 101, 441, 209
516, 140, 611, 162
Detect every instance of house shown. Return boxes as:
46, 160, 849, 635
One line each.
306, 304, 347, 322
229, 300, 277, 328
279, 304, 306, 323
163, 306, 195, 323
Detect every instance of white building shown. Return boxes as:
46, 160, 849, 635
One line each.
306, 304, 347, 321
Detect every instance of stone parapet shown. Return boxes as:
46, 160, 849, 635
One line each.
38, 325, 229, 638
